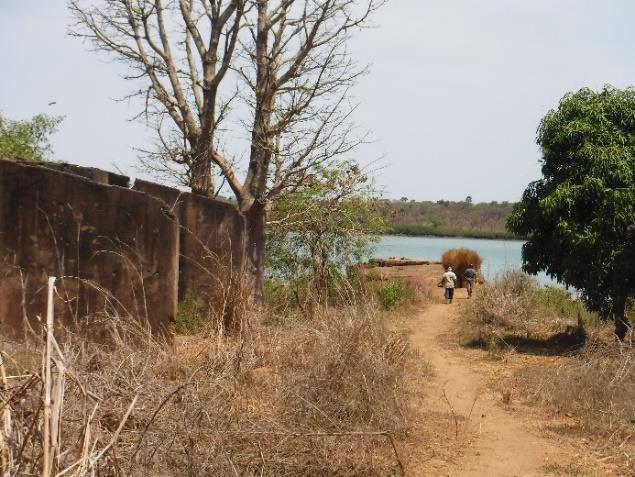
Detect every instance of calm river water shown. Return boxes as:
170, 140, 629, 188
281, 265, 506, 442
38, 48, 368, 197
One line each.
375, 235, 558, 286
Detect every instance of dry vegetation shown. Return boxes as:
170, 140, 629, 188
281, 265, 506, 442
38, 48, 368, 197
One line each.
459, 270, 588, 351
1, 282, 426, 476
513, 334, 635, 473
461, 270, 635, 472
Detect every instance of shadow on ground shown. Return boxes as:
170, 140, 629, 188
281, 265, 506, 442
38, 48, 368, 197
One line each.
463, 327, 587, 356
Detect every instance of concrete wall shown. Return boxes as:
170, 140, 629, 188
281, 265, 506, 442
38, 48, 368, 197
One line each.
0, 160, 179, 339
41, 162, 130, 187
133, 180, 246, 327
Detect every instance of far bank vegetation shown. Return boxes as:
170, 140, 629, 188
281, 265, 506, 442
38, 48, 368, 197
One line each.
379, 199, 516, 239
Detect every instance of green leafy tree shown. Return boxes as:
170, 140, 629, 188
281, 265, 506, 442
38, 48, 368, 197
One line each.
0, 113, 62, 162
508, 87, 635, 339
267, 161, 384, 302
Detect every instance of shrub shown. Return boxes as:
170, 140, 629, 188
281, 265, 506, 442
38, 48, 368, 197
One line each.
376, 279, 416, 310
173, 290, 207, 335
461, 270, 539, 345
535, 286, 589, 319
441, 248, 482, 287
461, 270, 588, 350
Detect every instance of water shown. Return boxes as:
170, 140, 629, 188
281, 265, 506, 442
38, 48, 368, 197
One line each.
374, 235, 559, 287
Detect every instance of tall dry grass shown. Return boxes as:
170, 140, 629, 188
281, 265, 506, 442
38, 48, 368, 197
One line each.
516, 338, 635, 432
460, 270, 586, 351
512, 335, 635, 473
460, 270, 635, 470
1, 301, 421, 476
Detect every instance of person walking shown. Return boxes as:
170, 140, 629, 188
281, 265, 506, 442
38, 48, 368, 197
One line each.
439, 266, 457, 304
464, 264, 477, 298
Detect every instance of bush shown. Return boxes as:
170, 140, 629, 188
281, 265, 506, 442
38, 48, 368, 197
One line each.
376, 280, 416, 310
461, 270, 539, 345
173, 290, 207, 335
535, 286, 588, 319
461, 270, 588, 350
441, 248, 482, 287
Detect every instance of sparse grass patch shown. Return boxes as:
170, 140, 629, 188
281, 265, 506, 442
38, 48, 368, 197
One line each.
515, 338, 635, 435
543, 462, 588, 476
463, 272, 635, 472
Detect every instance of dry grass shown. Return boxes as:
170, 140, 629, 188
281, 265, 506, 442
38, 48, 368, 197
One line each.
266, 268, 434, 323
460, 270, 635, 471
511, 334, 635, 473
355, 267, 436, 313
515, 337, 635, 456
459, 270, 586, 352
441, 248, 482, 288
1, 301, 422, 476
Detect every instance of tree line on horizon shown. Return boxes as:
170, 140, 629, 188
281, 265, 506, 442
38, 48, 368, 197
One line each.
378, 199, 517, 239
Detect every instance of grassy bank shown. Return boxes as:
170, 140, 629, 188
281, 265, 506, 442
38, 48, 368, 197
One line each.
384, 224, 522, 240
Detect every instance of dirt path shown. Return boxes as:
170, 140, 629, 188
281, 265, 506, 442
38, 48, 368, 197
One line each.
404, 293, 575, 477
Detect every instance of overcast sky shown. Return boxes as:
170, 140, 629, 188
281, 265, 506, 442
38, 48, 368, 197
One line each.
2, 1, 634, 202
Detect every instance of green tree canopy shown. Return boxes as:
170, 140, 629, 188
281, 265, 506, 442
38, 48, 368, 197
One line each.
0, 113, 62, 162
267, 160, 384, 303
508, 86, 635, 338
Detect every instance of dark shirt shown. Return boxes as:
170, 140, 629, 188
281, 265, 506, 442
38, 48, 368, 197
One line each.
464, 268, 477, 280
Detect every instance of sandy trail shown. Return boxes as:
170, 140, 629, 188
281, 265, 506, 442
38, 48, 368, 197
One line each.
405, 293, 567, 477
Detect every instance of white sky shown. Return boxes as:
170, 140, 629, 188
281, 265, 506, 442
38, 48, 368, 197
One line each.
2, 1, 634, 202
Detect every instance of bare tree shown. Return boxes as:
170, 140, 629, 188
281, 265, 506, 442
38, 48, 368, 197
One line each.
70, 0, 383, 300
69, 0, 244, 195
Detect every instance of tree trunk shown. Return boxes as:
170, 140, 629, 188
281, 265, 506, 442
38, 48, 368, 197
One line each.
190, 152, 214, 196
244, 201, 267, 304
613, 290, 630, 341
611, 267, 631, 340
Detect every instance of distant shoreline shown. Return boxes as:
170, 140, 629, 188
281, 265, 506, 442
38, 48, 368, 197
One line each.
382, 226, 524, 241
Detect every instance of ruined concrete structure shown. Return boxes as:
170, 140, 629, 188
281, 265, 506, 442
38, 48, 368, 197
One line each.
133, 180, 246, 331
0, 159, 245, 339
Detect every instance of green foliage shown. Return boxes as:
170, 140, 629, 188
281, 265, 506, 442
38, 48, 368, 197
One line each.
535, 287, 576, 317
0, 113, 62, 162
507, 86, 635, 336
376, 280, 415, 310
173, 291, 207, 335
267, 160, 384, 294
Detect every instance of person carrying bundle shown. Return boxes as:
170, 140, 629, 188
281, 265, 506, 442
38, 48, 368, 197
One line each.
464, 264, 477, 298
439, 266, 457, 304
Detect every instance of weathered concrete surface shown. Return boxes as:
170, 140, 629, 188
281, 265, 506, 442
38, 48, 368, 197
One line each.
40, 162, 130, 187
133, 180, 246, 328
0, 159, 179, 339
